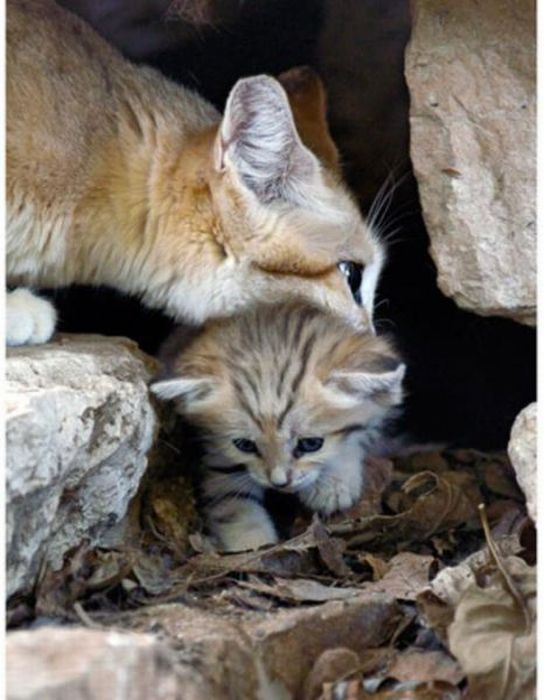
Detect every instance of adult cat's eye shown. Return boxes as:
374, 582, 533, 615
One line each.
295, 437, 324, 455
232, 438, 258, 454
338, 261, 363, 304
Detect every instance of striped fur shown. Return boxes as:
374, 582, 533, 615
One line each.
152, 303, 405, 551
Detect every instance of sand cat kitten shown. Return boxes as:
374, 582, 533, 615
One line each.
7, 0, 383, 345
151, 303, 404, 551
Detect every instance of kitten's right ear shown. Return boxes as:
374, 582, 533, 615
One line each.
150, 377, 214, 406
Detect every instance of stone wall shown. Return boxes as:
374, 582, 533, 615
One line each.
405, 0, 536, 325
6, 336, 157, 598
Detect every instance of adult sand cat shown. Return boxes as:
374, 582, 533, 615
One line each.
152, 303, 404, 551
7, 0, 384, 345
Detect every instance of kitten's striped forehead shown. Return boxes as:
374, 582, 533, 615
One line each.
224, 304, 333, 430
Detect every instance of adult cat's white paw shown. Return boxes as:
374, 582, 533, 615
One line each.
6, 288, 57, 346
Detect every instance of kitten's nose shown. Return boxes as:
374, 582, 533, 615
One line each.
270, 467, 290, 487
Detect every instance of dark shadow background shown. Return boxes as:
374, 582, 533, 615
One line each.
47, 0, 536, 450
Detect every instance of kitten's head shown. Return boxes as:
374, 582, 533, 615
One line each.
208, 67, 384, 331
151, 303, 404, 493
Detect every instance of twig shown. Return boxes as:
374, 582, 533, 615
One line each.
73, 602, 103, 629
478, 503, 531, 632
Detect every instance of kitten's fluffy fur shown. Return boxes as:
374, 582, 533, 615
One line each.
7, 0, 383, 345
152, 303, 405, 552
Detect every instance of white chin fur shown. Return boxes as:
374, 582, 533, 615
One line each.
6, 288, 57, 346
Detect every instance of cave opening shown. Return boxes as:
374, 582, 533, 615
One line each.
49, 0, 536, 451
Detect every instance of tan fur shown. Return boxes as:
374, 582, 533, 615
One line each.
152, 302, 404, 550
7, 0, 383, 333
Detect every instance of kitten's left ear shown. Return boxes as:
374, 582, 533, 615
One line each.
150, 376, 215, 409
215, 74, 319, 203
326, 360, 406, 408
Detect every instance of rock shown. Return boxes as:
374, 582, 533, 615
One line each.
6, 335, 157, 598
405, 0, 536, 325
508, 403, 537, 521
6, 628, 194, 700
7, 594, 400, 699
302, 648, 361, 700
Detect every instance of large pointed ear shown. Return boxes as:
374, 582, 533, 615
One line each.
215, 75, 320, 203
278, 66, 340, 172
150, 376, 215, 411
326, 359, 406, 409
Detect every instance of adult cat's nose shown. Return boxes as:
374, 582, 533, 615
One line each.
270, 467, 290, 487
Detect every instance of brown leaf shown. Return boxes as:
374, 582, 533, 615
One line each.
360, 553, 435, 601
358, 554, 390, 581
239, 577, 362, 604
387, 650, 464, 686
303, 647, 360, 700
342, 457, 394, 519
311, 517, 351, 577
142, 475, 196, 557
331, 471, 480, 550
448, 556, 536, 700
35, 544, 132, 618
482, 460, 524, 501
417, 535, 522, 640
325, 678, 462, 699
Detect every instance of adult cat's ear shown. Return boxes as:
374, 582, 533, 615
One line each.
326, 359, 406, 409
215, 75, 319, 203
278, 66, 339, 172
150, 376, 215, 409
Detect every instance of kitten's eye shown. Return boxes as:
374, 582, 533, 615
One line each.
233, 438, 258, 454
295, 437, 324, 455
338, 261, 363, 305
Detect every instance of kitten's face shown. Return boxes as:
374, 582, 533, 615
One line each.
209, 70, 384, 331
152, 304, 405, 494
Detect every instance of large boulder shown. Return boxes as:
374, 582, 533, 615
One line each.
6, 335, 157, 599
508, 403, 537, 522
6, 594, 400, 700
405, 0, 536, 325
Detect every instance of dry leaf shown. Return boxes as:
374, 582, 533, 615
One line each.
35, 543, 131, 618
448, 556, 536, 700
325, 678, 462, 699
417, 535, 522, 640
311, 518, 351, 577
331, 471, 480, 550
482, 461, 524, 501
303, 647, 360, 700
361, 553, 435, 601
358, 554, 390, 581
341, 457, 394, 519
387, 650, 464, 686
239, 577, 362, 604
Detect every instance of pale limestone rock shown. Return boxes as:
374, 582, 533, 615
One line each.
508, 403, 537, 521
7, 595, 399, 699
6, 335, 157, 598
6, 629, 188, 700
405, 0, 536, 325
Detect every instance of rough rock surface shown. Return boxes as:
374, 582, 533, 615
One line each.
508, 403, 537, 521
6, 594, 399, 700
405, 0, 536, 325
6, 335, 157, 599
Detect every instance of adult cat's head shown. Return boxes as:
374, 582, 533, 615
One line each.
202, 67, 384, 331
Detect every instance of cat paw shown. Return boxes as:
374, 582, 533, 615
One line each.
6, 288, 57, 346
211, 504, 279, 552
300, 476, 361, 516
218, 525, 279, 552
